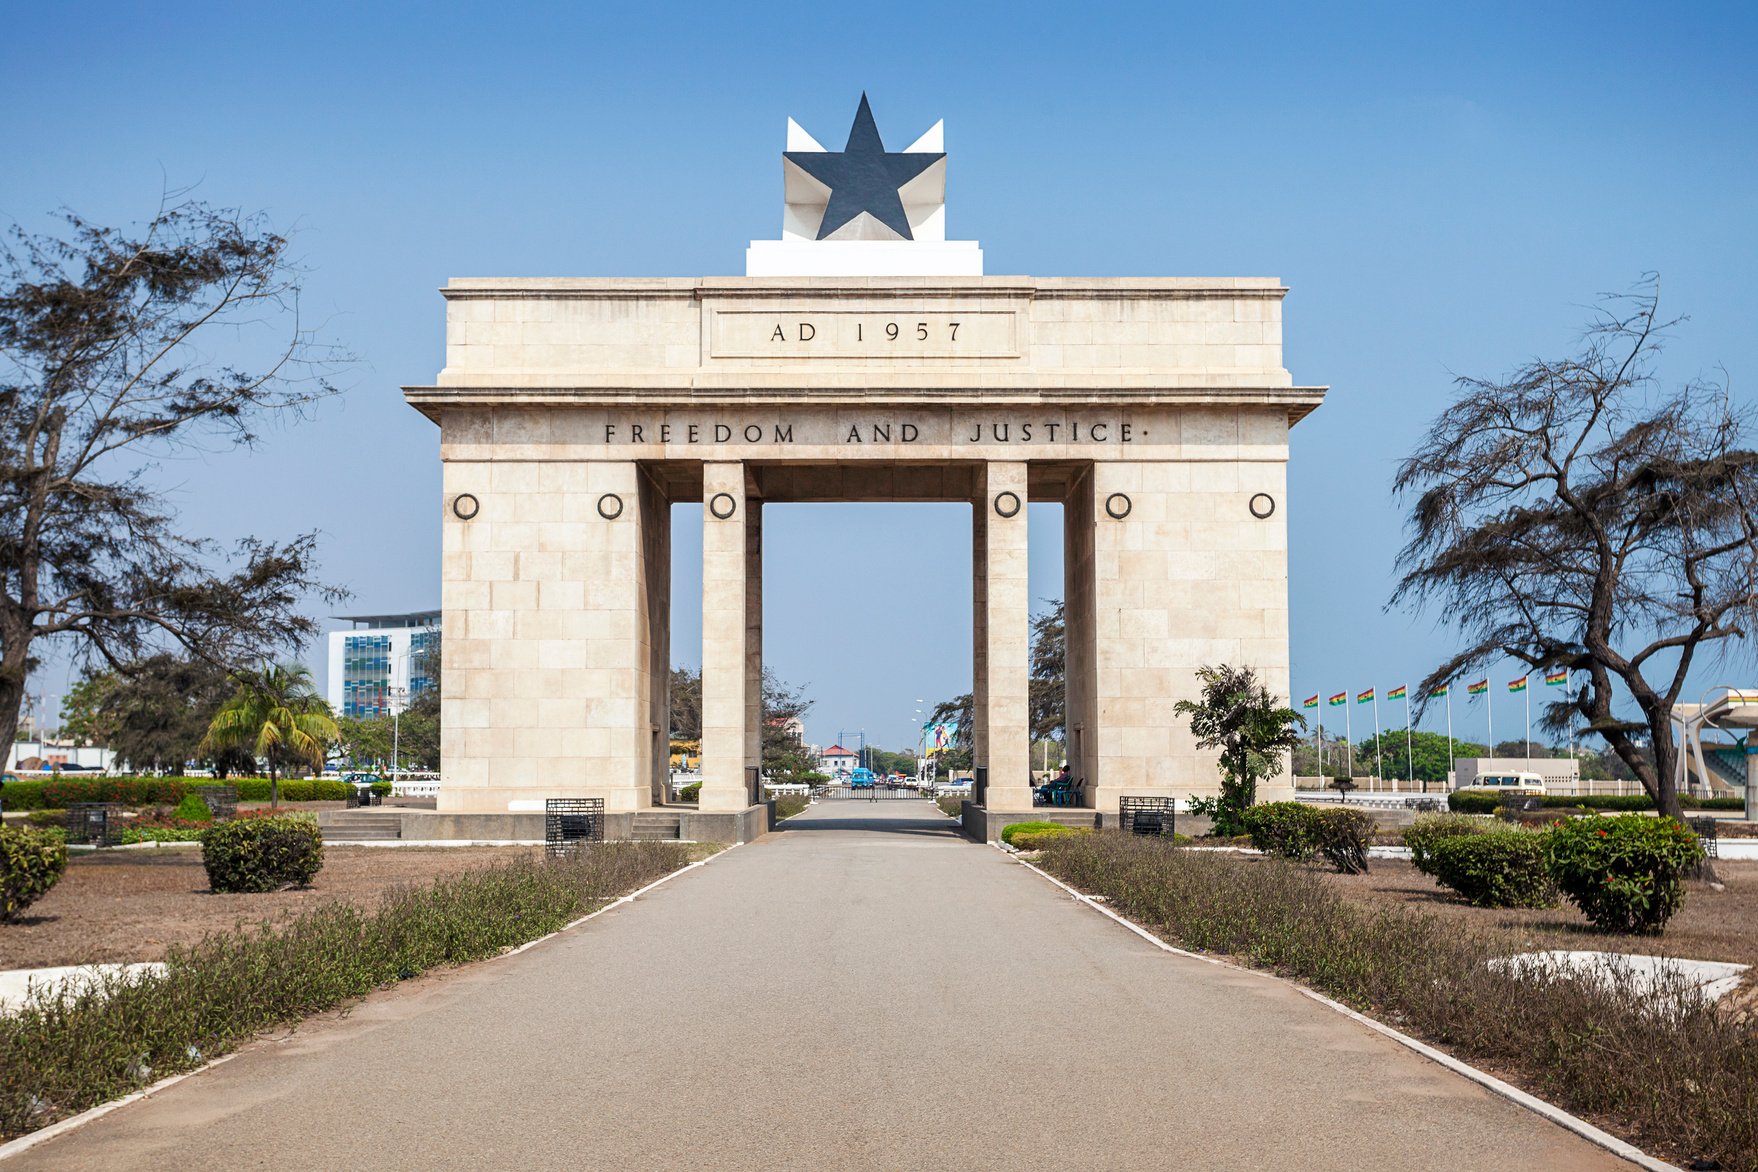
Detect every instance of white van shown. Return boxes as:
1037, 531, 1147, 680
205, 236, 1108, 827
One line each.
1459, 771, 1547, 796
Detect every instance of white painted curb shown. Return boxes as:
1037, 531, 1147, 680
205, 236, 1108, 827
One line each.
0, 844, 735, 1163
999, 846, 1682, 1172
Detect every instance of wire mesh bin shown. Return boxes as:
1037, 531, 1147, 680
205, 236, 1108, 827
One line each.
545, 798, 605, 857
195, 785, 239, 821
1687, 816, 1719, 860
65, 803, 125, 847
1119, 796, 1175, 837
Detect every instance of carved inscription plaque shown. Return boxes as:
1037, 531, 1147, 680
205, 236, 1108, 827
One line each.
710, 309, 1018, 359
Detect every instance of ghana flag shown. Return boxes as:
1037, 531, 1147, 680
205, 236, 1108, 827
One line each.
1508, 676, 1528, 693
1467, 679, 1489, 696
1328, 692, 1347, 707
1303, 694, 1319, 709
1429, 683, 1450, 698
1545, 668, 1568, 686
1357, 688, 1375, 704
1387, 685, 1407, 701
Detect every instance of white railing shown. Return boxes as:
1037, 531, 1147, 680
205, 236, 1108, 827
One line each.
391, 780, 441, 798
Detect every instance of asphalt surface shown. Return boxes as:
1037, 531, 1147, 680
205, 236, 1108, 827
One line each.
14, 801, 1630, 1170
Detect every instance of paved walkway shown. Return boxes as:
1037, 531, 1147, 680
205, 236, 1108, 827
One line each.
15, 802, 1629, 1170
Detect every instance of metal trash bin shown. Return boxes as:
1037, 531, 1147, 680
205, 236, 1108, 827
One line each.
545, 798, 605, 857
1119, 796, 1176, 837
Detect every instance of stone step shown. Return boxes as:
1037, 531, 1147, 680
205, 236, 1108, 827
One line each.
631, 811, 682, 841
318, 811, 404, 841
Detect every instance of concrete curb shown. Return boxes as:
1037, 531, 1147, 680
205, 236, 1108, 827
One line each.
0, 843, 735, 1163
1000, 846, 1682, 1172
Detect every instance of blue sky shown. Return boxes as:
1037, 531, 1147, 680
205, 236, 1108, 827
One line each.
5, 1, 1754, 750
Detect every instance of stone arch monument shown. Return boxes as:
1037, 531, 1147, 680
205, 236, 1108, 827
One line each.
403, 96, 1326, 841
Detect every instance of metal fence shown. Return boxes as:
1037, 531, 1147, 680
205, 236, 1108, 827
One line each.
1688, 816, 1720, 860
815, 784, 928, 801
544, 797, 604, 856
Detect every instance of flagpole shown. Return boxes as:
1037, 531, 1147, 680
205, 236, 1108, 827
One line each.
1345, 697, 1353, 781
1372, 693, 1383, 783
1317, 698, 1324, 786
1487, 680, 1493, 756
1567, 676, 1574, 760
1404, 690, 1413, 788
1525, 682, 1532, 761
1446, 690, 1455, 785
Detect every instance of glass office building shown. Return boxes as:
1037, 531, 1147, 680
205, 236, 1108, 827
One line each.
325, 611, 441, 718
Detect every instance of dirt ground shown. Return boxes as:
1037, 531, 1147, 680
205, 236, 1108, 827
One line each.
1320, 856, 1758, 969
0, 845, 541, 970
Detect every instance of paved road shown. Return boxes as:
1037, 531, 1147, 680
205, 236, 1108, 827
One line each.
16, 801, 1629, 1170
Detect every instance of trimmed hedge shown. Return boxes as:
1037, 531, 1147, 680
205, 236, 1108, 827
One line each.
201, 815, 325, 893
1426, 830, 1557, 908
1449, 790, 1744, 815
1001, 821, 1071, 847
1240, 802, 1319, 860
172, 793, 214, 823
1546, 815, 1704, 934
1, 827, 68, 921
1403, 813, 1491, 876
1012, 827, 1092, 850
0, 776, 355, 811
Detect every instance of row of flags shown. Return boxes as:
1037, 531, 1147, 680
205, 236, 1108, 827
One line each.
1303, 669, 1570, 710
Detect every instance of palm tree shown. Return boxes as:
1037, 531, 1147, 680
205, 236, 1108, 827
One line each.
201, 664, 339, 807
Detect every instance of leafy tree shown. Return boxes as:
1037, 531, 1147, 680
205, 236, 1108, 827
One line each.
759, 668, 815, 782
927, 692, 974, 771
1349, 731, 1486, 784
669, 666, 701, 740
58, 670, 119, 747
1173, 664, 1304, 835
1029, 600, 1065, 745
61, 653, 252, 773
1393, 281, 1758, 817
201, 663, 339, 805
0, 199, 345, 753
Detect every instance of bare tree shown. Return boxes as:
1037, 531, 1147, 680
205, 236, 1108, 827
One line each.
0, 198, 347, 748
1392, 280, 1758, 817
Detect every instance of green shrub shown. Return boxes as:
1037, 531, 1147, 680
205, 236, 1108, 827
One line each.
1545, 815, 1704, 934
201, 815, 325, 893
1684, 796, 1744, 811
1446, 791, 1501, 814
1240, 801, 1320, 860
1404, 813, 1491, 875
120, 819, 206, 845
370, 780, 393, 798
1001, 821, 1069, 846
172, 793, 214, 823
1012, 827, 1092, 851
1, 826, 68, 921
1426, 830, 1556, 907
1310, 807, 1375, 873
0, 780, 47, 811
772, 794, 810, 822
1544, 794, 1651, 811
678, 781, 702, 802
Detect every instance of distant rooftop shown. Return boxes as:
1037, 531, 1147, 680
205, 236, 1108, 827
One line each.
334, 610, 441, 631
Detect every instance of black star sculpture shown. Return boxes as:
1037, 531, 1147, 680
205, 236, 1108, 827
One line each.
785, 94, 944, 241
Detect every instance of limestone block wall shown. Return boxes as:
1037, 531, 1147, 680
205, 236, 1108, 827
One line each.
438, 457, 659, 813
1088, 407, 1292, 812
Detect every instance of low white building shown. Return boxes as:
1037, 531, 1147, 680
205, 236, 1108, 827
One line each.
5, 740, 115, 773
325, 610, 440, 719
819, 744, 859, 774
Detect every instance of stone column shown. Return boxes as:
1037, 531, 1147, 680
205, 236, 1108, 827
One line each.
700, 462, 753, 813
1063, 466, 1099, 799
974, 461, 1033, 811
438, 454, 655, 815
743, 490, 764, 778
1088, 409, 1292, 815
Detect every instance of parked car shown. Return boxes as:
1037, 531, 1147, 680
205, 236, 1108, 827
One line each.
1458, 771, 1547, 796
849, 768, 878, 788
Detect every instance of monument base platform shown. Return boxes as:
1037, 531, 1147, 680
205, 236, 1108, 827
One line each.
959, 803, 1101, 843
317, 804, 773, 845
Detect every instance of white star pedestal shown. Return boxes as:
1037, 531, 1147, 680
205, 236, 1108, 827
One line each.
745, 113, 983, 277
